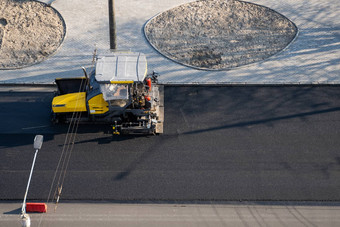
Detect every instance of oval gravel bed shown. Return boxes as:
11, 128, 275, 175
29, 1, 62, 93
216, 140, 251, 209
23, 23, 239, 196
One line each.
0, 0, 66, 69
144, 0, 298, 70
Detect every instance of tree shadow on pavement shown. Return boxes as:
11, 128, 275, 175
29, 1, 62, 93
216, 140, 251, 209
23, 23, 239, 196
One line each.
112, 136, 163, 181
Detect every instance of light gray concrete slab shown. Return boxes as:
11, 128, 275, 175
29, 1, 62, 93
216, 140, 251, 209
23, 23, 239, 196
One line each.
1, 202, 340, 227
0, 0, 339, 84
142, 0, 340, 84
0, 0, 110, 83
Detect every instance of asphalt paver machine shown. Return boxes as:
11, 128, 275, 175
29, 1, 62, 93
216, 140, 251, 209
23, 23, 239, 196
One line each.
52, 52, 164, 135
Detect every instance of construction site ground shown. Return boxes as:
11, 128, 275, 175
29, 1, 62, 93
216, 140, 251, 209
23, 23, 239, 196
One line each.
0, 0, 338, 84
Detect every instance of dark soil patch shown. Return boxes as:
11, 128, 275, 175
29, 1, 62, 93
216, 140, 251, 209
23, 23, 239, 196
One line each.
0, 0, 66, 69
144, 0, 298, 70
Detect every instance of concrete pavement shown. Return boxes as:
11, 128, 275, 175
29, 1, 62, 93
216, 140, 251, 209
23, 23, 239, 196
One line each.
0, 0, 339, 84
1, 202, 340, 227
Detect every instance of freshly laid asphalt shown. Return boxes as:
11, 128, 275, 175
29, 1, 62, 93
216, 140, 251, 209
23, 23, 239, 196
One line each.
0, 85, 340, 201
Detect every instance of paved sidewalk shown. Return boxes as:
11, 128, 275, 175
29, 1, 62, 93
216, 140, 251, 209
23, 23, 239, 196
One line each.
0, 0, 339, 84
1, 202, 340, 227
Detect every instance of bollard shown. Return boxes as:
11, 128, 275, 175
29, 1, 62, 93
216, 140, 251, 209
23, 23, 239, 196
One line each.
21, 213, 31, 227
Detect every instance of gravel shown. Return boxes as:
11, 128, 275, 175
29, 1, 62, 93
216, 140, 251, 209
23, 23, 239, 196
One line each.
0, 0, 66, 69
144, 0, 298, 70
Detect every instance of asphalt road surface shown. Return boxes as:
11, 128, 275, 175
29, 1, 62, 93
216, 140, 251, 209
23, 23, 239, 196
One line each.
1, 86, 340, 201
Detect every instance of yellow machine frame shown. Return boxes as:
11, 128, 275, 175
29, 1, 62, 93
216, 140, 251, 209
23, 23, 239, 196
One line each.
52, 92, 87, 113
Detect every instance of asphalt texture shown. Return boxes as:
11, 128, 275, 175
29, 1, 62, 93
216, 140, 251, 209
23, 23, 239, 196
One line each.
1, 86, 340, 201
